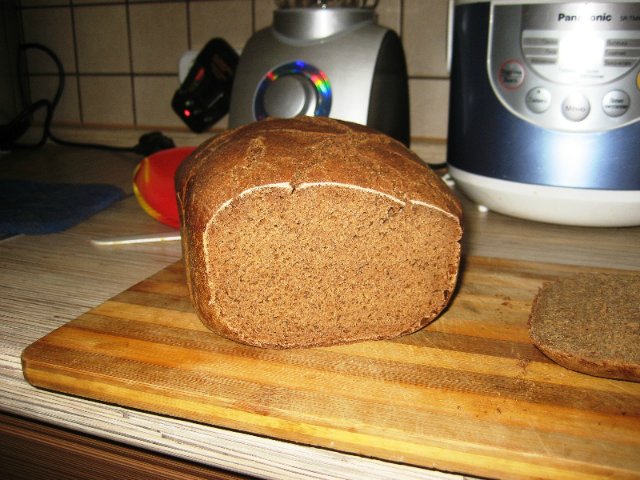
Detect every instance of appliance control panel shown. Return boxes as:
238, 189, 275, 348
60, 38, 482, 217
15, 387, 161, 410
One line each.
488, 2, 640, 132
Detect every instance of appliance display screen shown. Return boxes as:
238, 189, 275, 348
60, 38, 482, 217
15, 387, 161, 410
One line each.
520, 2, 640, 85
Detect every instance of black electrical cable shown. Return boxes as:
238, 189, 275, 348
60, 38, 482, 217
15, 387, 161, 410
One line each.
2, 43, 174, 155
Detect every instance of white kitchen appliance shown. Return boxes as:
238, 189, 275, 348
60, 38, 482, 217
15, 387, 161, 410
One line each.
228, 0, 410, 145
447, 0, 640, 226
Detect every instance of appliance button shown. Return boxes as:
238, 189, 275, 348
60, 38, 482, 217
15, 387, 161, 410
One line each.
561, 93, 590, 122
604, 59, 635, 67
525, 87, 551, 113
263, 75, 316, 119
528, 57, 557, 66
602, 90, 631, 118
606, 39, 640, 48
498, 60, 525, 89
522, 37, 559, 47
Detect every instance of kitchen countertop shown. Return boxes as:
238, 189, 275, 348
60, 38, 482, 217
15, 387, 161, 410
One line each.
1, 141, 639, 480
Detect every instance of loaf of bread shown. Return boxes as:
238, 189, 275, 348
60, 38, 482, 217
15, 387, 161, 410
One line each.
176, 116, 463, 348
529, 273, 640, 382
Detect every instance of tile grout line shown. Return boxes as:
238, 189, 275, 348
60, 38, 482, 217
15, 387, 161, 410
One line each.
251, 0, 256, 34
399, 0, 405, 39
69, 1, 84, 125
125, 0, 137, 127
186, 0, 192, 50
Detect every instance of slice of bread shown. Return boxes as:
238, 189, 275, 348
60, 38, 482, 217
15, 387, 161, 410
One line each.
175, 116, 463, 349
529, 273, 640, 382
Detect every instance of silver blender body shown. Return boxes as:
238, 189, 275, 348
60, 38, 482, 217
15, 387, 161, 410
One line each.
228, 1, 409, 144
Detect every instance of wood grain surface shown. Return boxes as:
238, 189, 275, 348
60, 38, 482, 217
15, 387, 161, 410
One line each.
21, 256, 640, 480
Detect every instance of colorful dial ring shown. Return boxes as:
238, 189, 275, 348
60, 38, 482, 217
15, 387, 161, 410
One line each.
254, 61, 332, 120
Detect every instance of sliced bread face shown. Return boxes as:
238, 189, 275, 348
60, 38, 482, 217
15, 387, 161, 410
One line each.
529, 273, 640, 382
205, 182, 460, 348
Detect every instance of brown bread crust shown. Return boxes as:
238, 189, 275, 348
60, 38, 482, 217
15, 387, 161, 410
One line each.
529, 273, 640, 382
176, 116, 463, 348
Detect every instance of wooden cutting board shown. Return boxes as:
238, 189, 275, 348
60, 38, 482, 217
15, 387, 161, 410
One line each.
22, 256, 640, 479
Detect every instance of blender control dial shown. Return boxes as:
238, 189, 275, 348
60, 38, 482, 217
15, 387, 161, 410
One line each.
263, 75, 317, 118
254, 61, 332, 121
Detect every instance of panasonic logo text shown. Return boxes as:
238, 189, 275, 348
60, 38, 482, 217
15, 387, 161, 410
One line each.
557, 13, 613, 22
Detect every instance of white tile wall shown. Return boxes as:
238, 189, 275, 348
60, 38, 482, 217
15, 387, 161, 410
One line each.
129, 2, 189, 73
18, 0, 451, 141
74, 4, 130, 73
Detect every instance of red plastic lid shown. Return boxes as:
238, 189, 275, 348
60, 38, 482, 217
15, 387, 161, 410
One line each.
133, 146, 196, 228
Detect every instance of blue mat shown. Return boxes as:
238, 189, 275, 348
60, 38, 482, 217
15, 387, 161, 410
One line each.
0, 179, 124, 235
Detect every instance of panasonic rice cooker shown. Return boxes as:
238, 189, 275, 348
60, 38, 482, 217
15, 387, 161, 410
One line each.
447, 0, 640, 226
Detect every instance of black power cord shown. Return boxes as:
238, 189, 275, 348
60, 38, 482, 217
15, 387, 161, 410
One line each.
0, 43, 175, 155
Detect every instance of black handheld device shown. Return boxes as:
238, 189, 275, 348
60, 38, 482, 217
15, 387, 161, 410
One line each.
172, 38, 239, 133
